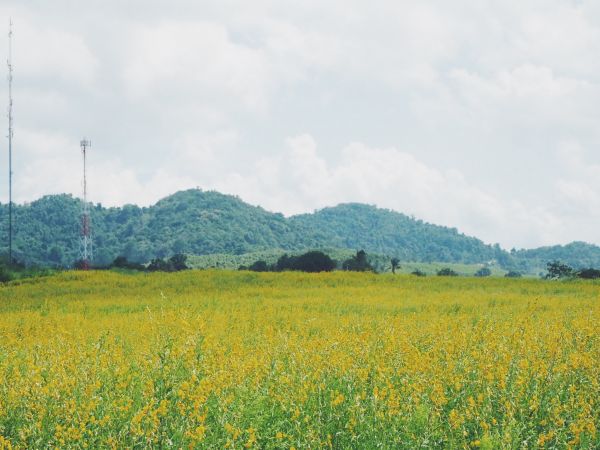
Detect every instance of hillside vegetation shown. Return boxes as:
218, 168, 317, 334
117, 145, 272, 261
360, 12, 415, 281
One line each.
1, 189, 599, 272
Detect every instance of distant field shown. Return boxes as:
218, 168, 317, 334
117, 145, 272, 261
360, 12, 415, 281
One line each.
0, 271, 598, 448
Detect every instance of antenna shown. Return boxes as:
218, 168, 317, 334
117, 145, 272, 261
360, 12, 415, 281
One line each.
79, 138, 93, 270
7, 19, 13, 265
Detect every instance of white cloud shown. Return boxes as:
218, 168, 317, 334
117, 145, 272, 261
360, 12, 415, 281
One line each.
123, 22, 271, 111
2, 0, 600, 249
555, 142, 600, 216
121, 19, 340, 114
3, 10, 98, 87
210, 134, 564, 248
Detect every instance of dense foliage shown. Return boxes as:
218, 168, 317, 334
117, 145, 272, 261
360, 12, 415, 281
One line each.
509, 241, 600, 274
1, 189, 600, 271
241, 251, 336, 273
474, 267, 492, 277
543, 261, 600, 280
0, 260, 55, 283
437, 268, 459, 277
341, 250, 374, 272
545, 260, 576, 280
289, 203, 501, 264
146, 254, 189, 272
276, 251, 336, 273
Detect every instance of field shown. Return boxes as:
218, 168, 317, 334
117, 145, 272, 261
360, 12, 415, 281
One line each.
0, 271, 598, 449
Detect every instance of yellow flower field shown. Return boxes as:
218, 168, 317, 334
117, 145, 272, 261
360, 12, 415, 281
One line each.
0, 271, 598, 448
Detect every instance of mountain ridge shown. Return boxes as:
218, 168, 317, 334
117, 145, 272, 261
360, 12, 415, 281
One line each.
1, 188, 598, 271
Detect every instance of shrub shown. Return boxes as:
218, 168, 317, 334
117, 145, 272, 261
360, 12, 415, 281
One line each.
275, 254, 298, 272
437, 268, 458, 277
0, 266, 13, 283
110, 256, 145, 271
342, 250, 373, 272
576, 268, 600, 279
147, 258, 172, 272
505, 271, 522, 278
411, 269, 426, 277
474, 267, 491, 277
169, 254, 189, 271
248, 260, 269, 272
146, 254, 189, 272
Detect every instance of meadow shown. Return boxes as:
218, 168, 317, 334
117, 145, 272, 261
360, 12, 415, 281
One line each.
0, 271, 598, 449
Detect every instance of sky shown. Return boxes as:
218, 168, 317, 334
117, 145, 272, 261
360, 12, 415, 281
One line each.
1, 0, 599, 249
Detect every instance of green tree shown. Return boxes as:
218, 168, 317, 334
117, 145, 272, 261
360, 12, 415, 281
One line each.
391, 257, 400, 274
504, 271, 522, 278
248, 260, 269, 272
343, 250, 373, 272
544, 261, 574, 279
292, 251, 335, 272
169, 254, 189, 271
437, 268, 458, 277
474, 267, 491, 277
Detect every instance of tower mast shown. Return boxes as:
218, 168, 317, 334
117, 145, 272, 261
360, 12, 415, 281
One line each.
80, 139, 92, 269
7, 19, 13, 265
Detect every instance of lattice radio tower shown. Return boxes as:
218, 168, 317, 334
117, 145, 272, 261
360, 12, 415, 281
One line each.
7, 19, 14, 265
79, 139, 93, 269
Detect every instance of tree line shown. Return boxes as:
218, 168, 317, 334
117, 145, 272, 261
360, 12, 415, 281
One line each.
239, 250, 375, 273
239, 251, 600, 280
544, 260, 600, 279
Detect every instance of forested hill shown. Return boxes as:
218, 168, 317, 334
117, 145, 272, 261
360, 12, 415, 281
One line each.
0, 189, 599, 270
289, 204, 502, 264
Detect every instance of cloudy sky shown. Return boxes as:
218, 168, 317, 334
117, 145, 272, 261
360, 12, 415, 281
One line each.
1, 0, 599, 249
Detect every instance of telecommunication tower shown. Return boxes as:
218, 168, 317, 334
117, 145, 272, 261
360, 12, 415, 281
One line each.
79, 139, 93, 269
7, 19, 14, 265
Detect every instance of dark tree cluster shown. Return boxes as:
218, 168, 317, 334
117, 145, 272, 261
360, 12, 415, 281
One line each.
391, 258, 400, 274
504, 271, 522, 278
437, 268, 458, 277
147, 254, 189, 272
474, 267, 492, 277
110, 256, 146, 271
105, 254, 189, 273
577, 268, 600, 279
342, 250, 373, 272
241, 250, 378, 274
544, 260, 600, 280
240, 251, 336, 273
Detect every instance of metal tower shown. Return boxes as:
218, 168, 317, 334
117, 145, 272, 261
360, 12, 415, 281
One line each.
79, 139, 93, 269
7, 20, 13, 265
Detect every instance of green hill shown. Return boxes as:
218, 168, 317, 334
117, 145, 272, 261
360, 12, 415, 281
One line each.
290, 203, 502, 264
1, 188, 599, 272
509, 241, 600, 275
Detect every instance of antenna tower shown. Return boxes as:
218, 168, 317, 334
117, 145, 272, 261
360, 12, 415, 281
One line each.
7, 20, 13, 265
79, 139, 92, 270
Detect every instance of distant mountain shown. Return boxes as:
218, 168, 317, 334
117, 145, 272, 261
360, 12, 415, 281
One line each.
1, 188, 599, 271
289, 203, 502, 264
510, 242, 600, 274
